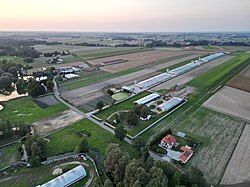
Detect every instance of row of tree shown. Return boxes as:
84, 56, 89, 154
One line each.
0, 120, 30, 140
95, 143, 208, 187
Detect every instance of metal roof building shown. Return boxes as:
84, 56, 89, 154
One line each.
136, 73, 172, 89
159, 97, 183, 112
38, 165, 87, 187
134, 93, 160, 105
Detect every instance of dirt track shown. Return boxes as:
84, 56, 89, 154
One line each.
221, 124, 250, 185
63, 54, 203, 105
203, 86, 250, 123
32, 109, 83, 135
150, 55, 235, 90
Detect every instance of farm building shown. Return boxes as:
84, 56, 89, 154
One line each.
160, 135, 176, 149
123, 52, 226, 92
65, 73, 80, 80
38, 165, 87, 187
135, 73, 172, 90
158, 97, 183, 112
57, 66, 81, 74
179, 146, 193, 164
134, 93, 160, 105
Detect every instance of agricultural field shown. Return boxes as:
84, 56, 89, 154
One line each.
33, 44, 103, 53
152, 55, 235, 90
203, 86, 250, 122
75, 47, 151, 60
187, 53, 250, 90
174, 108, 245, 184
0, 97, 68, 124
227, 65, 250, 92
88, 50, 198, 73
221, 124, 250, 185
45, 120, 137, 158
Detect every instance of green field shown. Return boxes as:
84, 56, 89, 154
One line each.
45, 120, 137, 158
0, 97, 68, 124
187, 53, 250, 90
0, 56, 25, 65
0, 143, 21, 170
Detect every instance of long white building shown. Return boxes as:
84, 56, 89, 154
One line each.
123, 52, 226, 93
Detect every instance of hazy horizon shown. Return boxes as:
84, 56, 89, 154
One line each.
0, 0, 250, 32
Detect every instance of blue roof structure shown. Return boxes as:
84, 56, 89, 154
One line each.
38, 165, 87, 187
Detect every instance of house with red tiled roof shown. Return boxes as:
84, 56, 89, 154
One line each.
160, 135, 176, 149
179, 146, 193, 164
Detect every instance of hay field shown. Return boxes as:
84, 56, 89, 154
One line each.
227, 65, 250, 92
88, 50, 195, 72
203, 86, 250, 123
221, 124, 250, 185
175, 108, 245, 184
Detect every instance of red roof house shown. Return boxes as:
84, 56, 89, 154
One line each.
179, 146, 193, 163
160, 135, 176, 149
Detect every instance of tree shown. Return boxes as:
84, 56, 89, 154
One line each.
104, 179, 113, 187
46, 80, 54, 92
96, 100, 104, 111
113, 152, 130, 183
115, 125, 126, 141
75, 138, 89, 153
134, 104, 143, 116
125, 110, 138, 126
140, 106, 150, 119
148, 166, 168, 187
105, 144, 124, 173
0, 75, 14, 94
16, 79, 27, 94
188, 167, 208, 187
132, 138, 145, 151
170, 172, 181, 187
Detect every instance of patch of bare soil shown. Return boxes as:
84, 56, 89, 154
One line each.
227, 65, 250, 92
32, 109, 83, 135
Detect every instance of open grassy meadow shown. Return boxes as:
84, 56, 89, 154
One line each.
45, 120, 137, 158
0, 97, 68, 124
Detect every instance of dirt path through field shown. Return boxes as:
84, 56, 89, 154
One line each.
221, 124, 250, 185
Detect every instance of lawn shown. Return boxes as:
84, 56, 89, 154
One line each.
187, 53, 250, 90
96, 92, 149, 120
0, 97, 68, 124
45, 120, 138, 158
0, 143, 21, 170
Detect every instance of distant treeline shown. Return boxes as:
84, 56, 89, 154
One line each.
146, 40, 250, 48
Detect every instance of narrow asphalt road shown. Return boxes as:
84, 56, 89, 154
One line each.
53, 77, 132, 144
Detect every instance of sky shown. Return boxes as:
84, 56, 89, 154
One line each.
0, 0, 249, 32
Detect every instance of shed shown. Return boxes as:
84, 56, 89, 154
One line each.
134, 93, 160, 105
